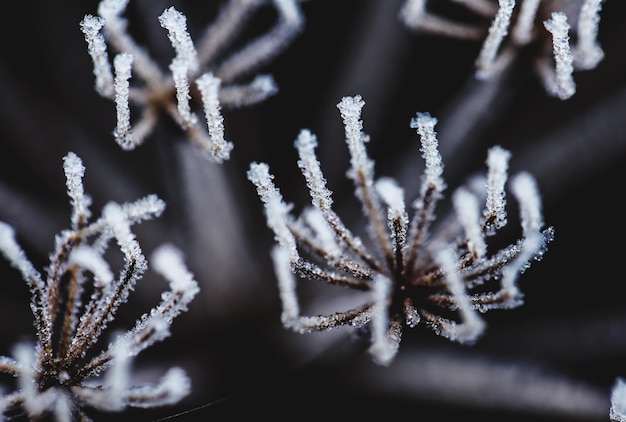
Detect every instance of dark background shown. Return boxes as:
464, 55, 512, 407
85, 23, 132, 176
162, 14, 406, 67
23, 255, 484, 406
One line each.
1, 0, 625, 420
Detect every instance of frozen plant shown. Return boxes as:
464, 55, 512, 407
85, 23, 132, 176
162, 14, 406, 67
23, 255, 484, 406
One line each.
80, 0, 304, 161
0, 152, 199, 420
248, 95, 554, 366
399, 0, 604, 99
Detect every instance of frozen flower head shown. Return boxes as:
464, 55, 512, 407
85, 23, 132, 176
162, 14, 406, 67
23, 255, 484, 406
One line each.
400, 0, 604, 99
247, 95, 554, 366
80, 0, 304, 161
0, 152, 199, 420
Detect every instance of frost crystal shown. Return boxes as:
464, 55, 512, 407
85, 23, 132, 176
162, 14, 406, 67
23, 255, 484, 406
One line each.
400, 0, 605, 99
248, 95, 554, 365
80, 0, 304, 161
0, 152, 199, 420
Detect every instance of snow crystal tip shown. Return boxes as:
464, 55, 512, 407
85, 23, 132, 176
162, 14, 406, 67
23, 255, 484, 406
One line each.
412, 112, 444, 191
484, 145, 511, 233
113, 52, 136, 150
475, 0, 515, 79
196, 73, 233, 161
80, 14, 114, 98
158, 7, 198, 71
337, 95, 365, 116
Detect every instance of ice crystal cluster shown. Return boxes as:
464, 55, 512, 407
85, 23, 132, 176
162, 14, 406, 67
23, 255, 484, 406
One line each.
248, 95, 554, 365
80, 0, 304, 161
400, 0, 605, 99
0, 152, 199, 420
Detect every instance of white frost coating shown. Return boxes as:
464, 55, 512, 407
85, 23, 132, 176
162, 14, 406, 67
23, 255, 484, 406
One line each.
511, 0, 540, 45
369, 274, 396, 366
411, 112, 445, 195
69, 246, 114, 288
196, 72, 233, 161
0, 222, 43, 291
295, 129, 334, 211
573, 0, 604, 70
63, 152, 92, 227
103, 202, 146, 272
151, 244, 200, 301
247, 162, 279, 204
475, 0, 515, 79
338, 96, 374, 184
543, 12, 576, 100
121, 194, 166, 223
376, 177, 409, 253
484, 145, 511, 234
272, 245, 300, 323
113, 52, 135, 149
611, 378, 626, 422
80, 15, 114, 97
158, 7, 199, 73
170, 57, 198, 128
510, 172, 543, 236
436, 248, 486, 343
247, 163, 298, 260
453, 188, 486, 259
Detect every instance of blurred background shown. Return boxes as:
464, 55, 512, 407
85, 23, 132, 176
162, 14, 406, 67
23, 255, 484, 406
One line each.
1, 0, 625, 420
